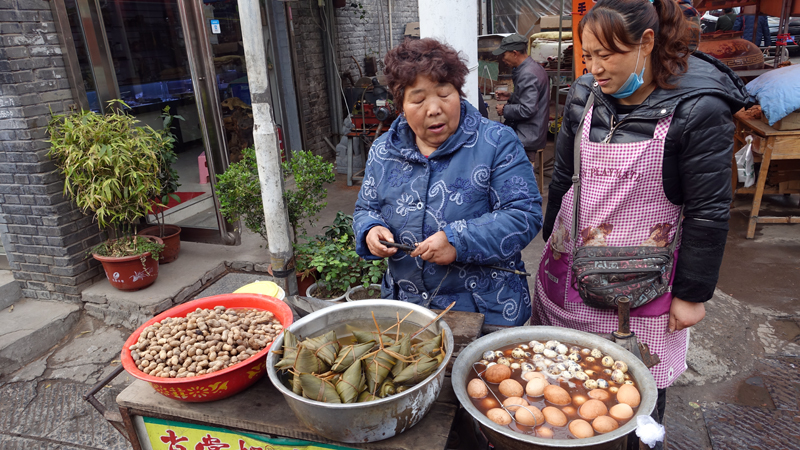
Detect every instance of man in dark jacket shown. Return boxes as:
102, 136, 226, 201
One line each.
716, 8, 738, 31
734, 14, 772, 46
493, 34, 550, 162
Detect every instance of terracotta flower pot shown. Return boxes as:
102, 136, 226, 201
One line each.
138, 224, 181, 263
93, 236, 163, 291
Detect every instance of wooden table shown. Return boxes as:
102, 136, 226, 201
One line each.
732, 112, 800, 238
116, 310, 484, 450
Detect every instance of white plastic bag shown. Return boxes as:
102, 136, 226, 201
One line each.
735, 135, 755, 188
635, 415, 665, 448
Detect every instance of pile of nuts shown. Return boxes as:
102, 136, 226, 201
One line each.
129, 306, 283, 378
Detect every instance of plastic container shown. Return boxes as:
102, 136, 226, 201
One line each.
233, 280, 286, 300
120, 294, 293, 402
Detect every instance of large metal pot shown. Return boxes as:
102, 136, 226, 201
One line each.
452, 326, 657, 450
266, 299, 454, 443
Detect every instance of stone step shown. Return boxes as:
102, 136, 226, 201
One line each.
0, 269, 21, 311
0, 298, 81, 376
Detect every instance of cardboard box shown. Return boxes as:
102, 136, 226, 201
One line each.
540, 15, 572, 31
762, 110, 800, 131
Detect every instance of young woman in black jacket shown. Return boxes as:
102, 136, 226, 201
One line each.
531, 0, 746, 429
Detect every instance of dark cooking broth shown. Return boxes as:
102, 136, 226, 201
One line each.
467, 341, 639, 440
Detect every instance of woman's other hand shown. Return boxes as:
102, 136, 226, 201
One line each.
410, 231, 456, 265
495, 90, 511, 101
366, 226, 398, 258
668, 297, 706, 332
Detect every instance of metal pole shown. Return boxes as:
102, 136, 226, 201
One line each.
555, 0, 565, 125
237, 0, 298, 296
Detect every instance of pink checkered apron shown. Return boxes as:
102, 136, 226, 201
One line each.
532, 104, 689, 389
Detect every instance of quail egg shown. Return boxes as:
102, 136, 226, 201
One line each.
590, 348, 603, 358
528, 340, 542, 348
532, 342, 546, 353
611, 369, 625, 384
543, 349, 558, 359
597, 378, 609, 389
559, 371, 573, 380
569, 346, 582, 354
624, 380, 636, 386
568, 364, 583, 375
534, 361, 548, 371
585, 356, 596, 364
497, 357, 511, 366
479, 359, 490, 366
573, 371, 589, 381
609, 386, 619, 394
519, 344, 530, 350
543, 358, 554, 366
555, 344, 569, 355
580, 348, 592, 356
532, 354, 545, 362
510, 362, 521, 370
555, 354, 569, 363
511, 348, 527, 359
482, 350, 497, 362
546, 364, 562, 376
584, 379, 599, 390
603, 368, 613, 375
545, 340, 560, 350
520, 362, 535, 372
584, 369, 596, 377
613, 360, 629, 373
601, 356, 615, 367
569, 352, 582, 362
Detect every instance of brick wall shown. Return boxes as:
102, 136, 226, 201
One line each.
334, 0, 419, 81
0, 0, 103, 302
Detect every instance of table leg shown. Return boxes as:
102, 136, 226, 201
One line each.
747, 144, 773, 239
347, 136, 353, 187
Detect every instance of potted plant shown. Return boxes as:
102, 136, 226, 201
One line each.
217, 147, 335, 290
47, 100, 165, 291
137, 107, 184, 263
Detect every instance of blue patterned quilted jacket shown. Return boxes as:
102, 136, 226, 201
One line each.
353, 100, 543, 326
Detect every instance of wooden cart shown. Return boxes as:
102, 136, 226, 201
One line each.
732, 112, 800, 238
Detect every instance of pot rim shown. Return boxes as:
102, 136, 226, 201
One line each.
266, 299, 454, 410
92, 236, 163, 262
138, 224, 181, 239
345, 284, 382, 302
305, 281, 348, 302
451, 326, 657, 447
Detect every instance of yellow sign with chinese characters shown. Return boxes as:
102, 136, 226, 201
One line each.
142, 417, 356, 450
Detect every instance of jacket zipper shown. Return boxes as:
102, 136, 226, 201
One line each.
573, 253, 671, 264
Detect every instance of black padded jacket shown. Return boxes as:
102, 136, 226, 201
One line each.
544, 52, 747, 303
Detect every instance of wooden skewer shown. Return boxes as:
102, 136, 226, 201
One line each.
410, 301, 456, 341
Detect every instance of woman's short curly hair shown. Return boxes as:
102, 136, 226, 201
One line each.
383, 38, 469, 111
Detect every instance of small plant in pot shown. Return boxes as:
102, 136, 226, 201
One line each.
47, 100, 165, 291
138, 107, 184, 263
217, 147, 335, 290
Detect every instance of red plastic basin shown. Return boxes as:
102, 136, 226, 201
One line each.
120, 293, 293, 402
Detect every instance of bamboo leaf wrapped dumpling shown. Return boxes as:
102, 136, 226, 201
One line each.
393, 355, 440, 385
335, 360, 364, 403
349, 327, 396, 346
411, 331, 444, 357
364, 343, 401, 394
302, 330, 341, 366
331, 341, 375, 372
358, 390, 380, 403
293, 346, 330, 374
390, 336, 412, 378
274, 330, 300, 370
299, 374, 341, 403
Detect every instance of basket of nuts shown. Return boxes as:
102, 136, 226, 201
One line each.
120, 293, 293, 402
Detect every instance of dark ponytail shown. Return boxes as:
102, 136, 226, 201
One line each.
579, 0, 690, 89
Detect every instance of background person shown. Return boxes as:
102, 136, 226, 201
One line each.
734, 14, 772, 46
716, 8, 738, 31
492, 34, 550, 163
353, 38, 543, 327
532, 0, 747, 439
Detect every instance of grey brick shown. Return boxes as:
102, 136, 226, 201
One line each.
8, 224, 38, 235
19, 194, 35, 205
6, 215, 27, 225
3, 45, 29, 59
39, 10, 53, 21
21, 0, 52, 11
0, 130, 15, 140
24, 254, 41, 264
19, 263, 49, 273
14, 174, 29, 184
0, 0, 16, 9
22, 22, 55, 34
0, 119, 28, 130
3, 34, 45, 47
0, 23, 22, 34
34, 68, 67, 81
38, 89, 71, 102
29, 45, 59, 57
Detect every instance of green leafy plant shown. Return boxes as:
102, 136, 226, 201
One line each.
217, 147, 336, 243
46, 100, 165, 259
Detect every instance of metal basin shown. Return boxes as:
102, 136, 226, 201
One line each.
266, 299, 454, 443
451, 326, 657, 450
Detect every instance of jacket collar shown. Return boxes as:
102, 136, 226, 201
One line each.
386, 99, 483, 163
588, 51, 748, 120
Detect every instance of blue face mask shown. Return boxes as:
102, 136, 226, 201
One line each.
611, 39, 646, 99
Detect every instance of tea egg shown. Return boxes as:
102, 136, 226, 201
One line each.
611, 369, 625, 384
601, 356, 615, 367
481, 397, 500, 409
502, 396, 528, 412
562, 405, 578, 419
592, 415, 619, 434
515, 405, 544, 427
588, 388, 611, 402
571, 394, 588, 407
523, 371, 546, 381
537, 427, 554, 438
526, 377, 548, 397
486, 408, 512, 426
543, 385, 571, 405
511, 348, 527, 359
617, 384, 641, 408
467, 378, 489, 398
584, 379, 599, 390
579, 399, 608, 420
609, 403, 634, 422
499, 379, 524, 397
485, 364, 512, 383
613, 360, 628, 373
569, 419, 594, 439
542, 406, 568, 427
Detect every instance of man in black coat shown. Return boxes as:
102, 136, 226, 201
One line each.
493, 33, 550, 162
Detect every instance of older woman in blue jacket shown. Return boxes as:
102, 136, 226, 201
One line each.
353, 38, 543, 326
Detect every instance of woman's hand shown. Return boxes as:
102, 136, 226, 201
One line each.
410, 231, 456, 265
366, 226, 398, 258
495, 90, 511, 101
668, 297, 706, 332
